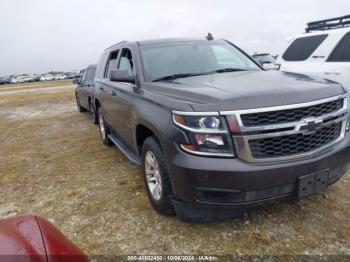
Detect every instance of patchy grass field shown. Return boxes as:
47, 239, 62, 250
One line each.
0, 80, 349, 257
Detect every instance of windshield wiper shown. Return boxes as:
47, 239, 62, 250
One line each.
152, 73, 204, 82
212, 68, 247, 73
152, 68, 247, 82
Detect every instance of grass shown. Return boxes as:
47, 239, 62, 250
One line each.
0, 81, 349, 256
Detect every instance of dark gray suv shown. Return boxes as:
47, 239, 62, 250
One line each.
92, 37, 350, 222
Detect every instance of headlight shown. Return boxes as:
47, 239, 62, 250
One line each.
172, 111, 235, 157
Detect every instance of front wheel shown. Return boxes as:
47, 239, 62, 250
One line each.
142, 136, 174, 215
98, 110, 113, 146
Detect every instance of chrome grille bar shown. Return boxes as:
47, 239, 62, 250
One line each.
220, 94, 348, 163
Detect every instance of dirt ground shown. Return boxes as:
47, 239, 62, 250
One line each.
0, 80, 349, 257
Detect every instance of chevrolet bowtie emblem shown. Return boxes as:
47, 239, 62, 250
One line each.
297, 118, 323, 135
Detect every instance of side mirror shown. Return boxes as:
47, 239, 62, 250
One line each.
110, 69, 135, 83
73, 78, 80, 85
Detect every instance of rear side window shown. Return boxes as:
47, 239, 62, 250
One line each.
86, 68, 93, 82
80, 70, 88, 85
118, 48, 134, 76
282, 34, 328, 61
105, 50, 120, 78
328, 32, 350, 62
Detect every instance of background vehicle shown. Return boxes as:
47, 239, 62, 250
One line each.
0, 76, 12, 85
11, 75, 33, 83
276, 15, 350, 88
40, 74, 55, 81
68, 71, 82, 79
0, 215, 88, 261
93, 37, 350, 222
75, 64, 98, 124
252, 53, 279, 70
56, 73, 68, 80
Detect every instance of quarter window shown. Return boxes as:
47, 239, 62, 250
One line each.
328, 32, 350, 62
282, 34, 328, 61
86, 68, 93, 82
105, 50, 120, 78
80, 70, 88, 85
118, 48, 134, 76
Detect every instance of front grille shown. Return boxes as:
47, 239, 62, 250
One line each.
249, 122, 342, 159
241, 98, 343, 127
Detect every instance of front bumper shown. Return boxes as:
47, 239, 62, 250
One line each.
164, 134, 350, 222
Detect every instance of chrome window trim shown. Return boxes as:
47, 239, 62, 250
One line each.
220, 94, 348, 163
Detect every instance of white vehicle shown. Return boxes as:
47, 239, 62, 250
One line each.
56, 74, 67, 80
252, 53, 279, 70
40, 74, 55, 81
11, 75, 33, 84
276, 15, 350, 88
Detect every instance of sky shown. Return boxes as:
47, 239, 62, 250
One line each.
0, 0, 349, 75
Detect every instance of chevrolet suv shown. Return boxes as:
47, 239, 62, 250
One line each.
92, 37, 350, 222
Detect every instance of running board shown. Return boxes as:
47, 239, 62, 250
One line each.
108, 134, 142, 166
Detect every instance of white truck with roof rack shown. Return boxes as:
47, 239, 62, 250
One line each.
276, 15, 350, 88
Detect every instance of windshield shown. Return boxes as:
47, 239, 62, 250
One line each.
140, 40, 260, 81
252, 54, 275, 64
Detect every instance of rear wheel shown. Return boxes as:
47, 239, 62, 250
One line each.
142, 136, 174, 215
75, 93, 86, 113
98, 109, 113, 146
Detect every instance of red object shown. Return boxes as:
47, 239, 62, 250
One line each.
0, 215, 88, 262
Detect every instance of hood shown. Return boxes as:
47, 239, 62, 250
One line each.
144, 71, 346, 112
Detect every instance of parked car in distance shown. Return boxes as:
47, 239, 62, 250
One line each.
56, 74, 68, 80
92, 37, 350, 222
75, 64, 98, 124
0, 76, 12, 85
40, 74, 55, 81
252, 53, 279, 70
0, 215, 88, 262
276, 15, 350, 88
68, 71, 82, 79
11, 75, 33, 84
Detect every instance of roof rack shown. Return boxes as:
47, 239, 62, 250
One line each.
306, 15, 350, 32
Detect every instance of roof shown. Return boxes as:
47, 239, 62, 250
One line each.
137, 37, 215, 46
105, 37, 218, 51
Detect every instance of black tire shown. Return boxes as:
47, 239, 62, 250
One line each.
142, 136, 174, 215
90, 101, 98, 125
98, 109, 113, 146
76, 93, 86, 113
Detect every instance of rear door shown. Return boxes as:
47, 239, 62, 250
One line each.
86, 67, 96, 105
77, 70, 88, 108
81, 68, 93, 108
108, 47, 137, 146
320, 32, 350, 88
102, 49, 121, 127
